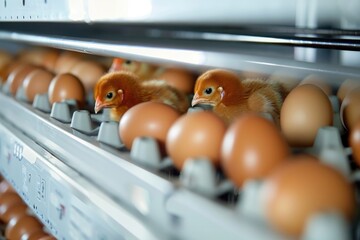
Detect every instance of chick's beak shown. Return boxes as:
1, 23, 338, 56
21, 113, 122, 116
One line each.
191, 93, 203, 107
94, 97, 104, 113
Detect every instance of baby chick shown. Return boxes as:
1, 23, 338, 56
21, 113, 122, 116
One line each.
192, 69, 288, 124
94, 71, 189, 121
108, 58, 160, 81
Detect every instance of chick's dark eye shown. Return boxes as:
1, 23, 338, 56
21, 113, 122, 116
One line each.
106, 92, 113, 99
204, 88, 213, 95
125, 60, 132, 65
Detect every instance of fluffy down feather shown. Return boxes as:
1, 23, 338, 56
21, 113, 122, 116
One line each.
108, 58, 160, 81
192, 69, 289, 124
94, 71, 189, 121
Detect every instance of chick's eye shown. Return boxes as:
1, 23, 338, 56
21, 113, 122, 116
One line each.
106, 92, 114, 99
124, 60, 132, 65
204, 88, 213, 95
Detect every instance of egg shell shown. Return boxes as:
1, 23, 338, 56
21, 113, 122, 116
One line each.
166, 111, 227, 170
158, 68, 196, 93
0, 50, 13, 73
337, 79, 360, 103
54, 51, 84, 74
349, 121, 360, 167
40, 49, 60, 71
18, 48, 59, 71
5, 214, 44, 240
6, 64, 38, 96
300, 74, 332, 95
262, 155, 356, 237
0, 60, 22, 83
48, 73, 86, 106
26, 230, 49, 240
280, 84, 333, 147
119, 102, 181, 152
1, 202, 27, 224
221, 114, 289, 187
340, 86, 360, 130
70, 60, 105, 93
0, 192, 24, 218
22, 69, 55, 102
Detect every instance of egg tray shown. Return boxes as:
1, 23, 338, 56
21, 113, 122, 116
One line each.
0, 88, 359, 240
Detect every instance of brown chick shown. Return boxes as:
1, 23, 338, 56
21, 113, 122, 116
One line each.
108, 58, 161, 81
192, 69, 288, 125
94, 71, 189, 121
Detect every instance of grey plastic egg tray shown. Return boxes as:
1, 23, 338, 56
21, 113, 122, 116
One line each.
0, 84, 359, 240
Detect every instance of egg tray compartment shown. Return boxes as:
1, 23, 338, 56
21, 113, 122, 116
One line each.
0, 89, 268, 239
1, 89, 360, 239
0, 87, 289, 239
45, 99, 360, 239
100, 97, 360, 240
3, 81, 123, 149
0, 92, 183, 236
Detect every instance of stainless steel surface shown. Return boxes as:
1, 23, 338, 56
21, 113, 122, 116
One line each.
0, 31, 360, 82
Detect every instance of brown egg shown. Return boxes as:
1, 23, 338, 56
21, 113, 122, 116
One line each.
340, 86, 360, 130
0, 60, 23, 83
337, 79, 360, 103
40, 49, 60, 71
48, 73, 86, 106
5, 214, 43, 240
119, 102, 181, 153
166, 111, 226, 170
158, 68, 196, 93
22, 69, 55, 102
262, 155, 356, 237
1, 202, 27, 224
54, 51, 84, 74
6, 64, 38, 96
26, 230, 49, 240
349, 121, 360, 166
0, 192, 24, 220
70, 60, 105, 94
221, 114, 289, 187
0, 50, 13, 74
18, 48, 60, 71
280, 84, 333, 147
300, 74, 332, 95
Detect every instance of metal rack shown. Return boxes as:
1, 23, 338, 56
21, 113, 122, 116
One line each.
0, 1, 359, 239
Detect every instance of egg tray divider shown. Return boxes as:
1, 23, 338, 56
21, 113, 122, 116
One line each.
12, 83, 123, 148
0, 92, 294, 240
0, 89, 359, 239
